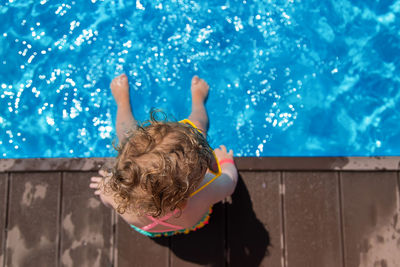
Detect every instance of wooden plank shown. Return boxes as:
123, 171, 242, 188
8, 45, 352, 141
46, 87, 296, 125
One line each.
170, 202, 225, 267
283, 172, 342, 267
117, 216, 169, 267
0, 158, 108, 172
2, 157, 400, 172
226, 172, 282, 267
5, 172, 60, 267
235, 157, 400, 171
60, 172, 113, 267
341, 172, 400, 267
0, 173, 7, 265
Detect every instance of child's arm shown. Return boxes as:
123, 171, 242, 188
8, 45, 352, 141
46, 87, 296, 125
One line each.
110, 74, 137, 145
195, 145, 238, 205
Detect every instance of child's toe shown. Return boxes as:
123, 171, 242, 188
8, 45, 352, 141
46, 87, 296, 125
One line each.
192, 75, 199, 84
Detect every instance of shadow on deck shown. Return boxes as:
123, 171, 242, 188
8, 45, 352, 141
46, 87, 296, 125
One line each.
0, 157, 399, 267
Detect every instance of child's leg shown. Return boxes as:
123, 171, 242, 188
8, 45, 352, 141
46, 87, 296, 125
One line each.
110, 74, 137, 145
188, 76, 210, 135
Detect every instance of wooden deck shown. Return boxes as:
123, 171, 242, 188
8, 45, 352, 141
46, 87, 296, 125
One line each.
0, 157, 399, 267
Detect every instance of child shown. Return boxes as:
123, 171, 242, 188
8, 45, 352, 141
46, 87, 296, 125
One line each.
90, 74, 238, 237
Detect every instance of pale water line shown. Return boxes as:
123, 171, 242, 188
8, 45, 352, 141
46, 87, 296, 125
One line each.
357, 89, 400, 132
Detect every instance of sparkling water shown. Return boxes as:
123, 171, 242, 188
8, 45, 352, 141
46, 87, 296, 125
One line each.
1, 0, 399, 158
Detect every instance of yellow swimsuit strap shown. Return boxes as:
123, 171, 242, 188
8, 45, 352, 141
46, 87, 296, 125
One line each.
179, 119, 222, 197
189, 168, 221, 197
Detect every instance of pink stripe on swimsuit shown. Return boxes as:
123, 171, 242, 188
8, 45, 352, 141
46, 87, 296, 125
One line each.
141, 209, 184, 232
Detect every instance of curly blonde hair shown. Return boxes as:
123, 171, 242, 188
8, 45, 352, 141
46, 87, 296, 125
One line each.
106, 111, 214, 218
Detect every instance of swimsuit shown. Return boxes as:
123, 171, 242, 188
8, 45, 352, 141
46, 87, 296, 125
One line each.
130, 207, 213, 237
129, 119, 234, 237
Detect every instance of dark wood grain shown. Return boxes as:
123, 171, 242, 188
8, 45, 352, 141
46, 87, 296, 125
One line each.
6, 172, 60, 267
341, 172, 399, 267
0, 173, 7, 265
60, 172, 113, 267
169, 202, 225, 267
2, 159, 399, 267
283, 172, 342, 267
226, 172, 281, 267
117, 216, 169, 267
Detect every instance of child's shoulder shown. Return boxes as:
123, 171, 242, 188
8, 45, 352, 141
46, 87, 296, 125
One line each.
191, 168, 237, 205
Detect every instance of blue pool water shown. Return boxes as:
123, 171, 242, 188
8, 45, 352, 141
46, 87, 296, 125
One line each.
1, 0, 400, 158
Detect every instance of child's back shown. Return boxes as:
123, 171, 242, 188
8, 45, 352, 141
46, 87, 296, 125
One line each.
90, 74, 238, 237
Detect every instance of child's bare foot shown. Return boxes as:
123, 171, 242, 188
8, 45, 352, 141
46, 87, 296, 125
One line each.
191, 75, 209, 104
189, 75, 210, 134
110, 74, 130, 106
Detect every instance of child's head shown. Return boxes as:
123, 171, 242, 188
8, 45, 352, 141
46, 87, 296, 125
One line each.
107, 113, 214, 217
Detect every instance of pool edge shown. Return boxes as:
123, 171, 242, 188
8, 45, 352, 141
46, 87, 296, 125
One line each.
1, 157, 399, 172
